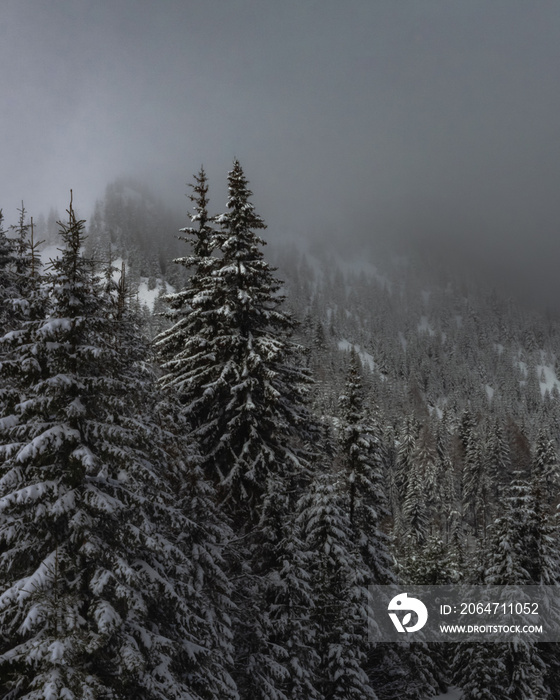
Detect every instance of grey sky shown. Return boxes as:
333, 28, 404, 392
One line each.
2, 1, 560, 303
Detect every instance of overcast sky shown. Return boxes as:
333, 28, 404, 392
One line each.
3, 1, 560, 303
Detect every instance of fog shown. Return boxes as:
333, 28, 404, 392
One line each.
2, 1, 560, 306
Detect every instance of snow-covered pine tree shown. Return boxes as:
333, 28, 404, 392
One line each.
452, 644, 506, 700
401, 450, 430, 550
297, 472, 376, 700
485, 472, 539, 586
157, 161, 315, 525
394, 416, 418, 511
454, 472, 550, 699
337, 349, 393, 584
0, 208, 18, 410
0, 205, 44, 435
212, 162, 321, 697
527, 454, 560, 586
0, 207, 20, 433
487, 474, 550, 696
11, 204, 32, 278
0, 209, 19, 336
434, 421, 457, 542
210, 160, 316, 520
0, 197, 237, 699
533, 428, 559, 507
528, 444, 560, 698
156, 167, 219, 403
230, 474, 321, 700
335, 355, 444, 697
150, 400, 239, 700
0, 205, 29, 335
113, 260, 239, 700
156, 164, 319, 699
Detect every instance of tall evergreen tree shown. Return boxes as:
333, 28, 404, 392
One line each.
401, 454, 430, 549
156, 167, 219, 402
156, 163, 320, 699
454, 473, 550, 699
0, 208, 23, 337
297, 473, 376, 700
533, 428, 559, 507
337, 350, 393, 584
0, 198, 236, 699
157, 161, 315, 525
0, 205, 44, 436
394, 417, 418, 508
231, 475, 320, 700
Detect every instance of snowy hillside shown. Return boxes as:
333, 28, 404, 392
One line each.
4, 173, 557, 698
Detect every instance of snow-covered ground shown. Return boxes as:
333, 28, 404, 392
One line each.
338, 339, 375, 372
39, 243, 62, 266
538, 364, 560, 396
137, 278, 173, 312
39, 246, 174, 312
418, 314, 436, 336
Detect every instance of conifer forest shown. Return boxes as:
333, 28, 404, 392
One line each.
3, 2, 560, 699
0, 160, 559, 699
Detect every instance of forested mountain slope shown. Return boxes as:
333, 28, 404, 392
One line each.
1, 170, 558, 698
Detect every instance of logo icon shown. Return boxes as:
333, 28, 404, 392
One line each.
388, 593, 428, 633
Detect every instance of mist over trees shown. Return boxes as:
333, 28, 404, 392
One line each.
1, 163, 560, 698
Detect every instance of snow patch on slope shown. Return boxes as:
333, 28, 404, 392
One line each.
40, 246, 173, 313
39, 244, 63, 266
338, 339, 375, 372
109, 258, 124, 281
418, 315, 435, 336
538, 364, 560, 396
137, 278, 174, 312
